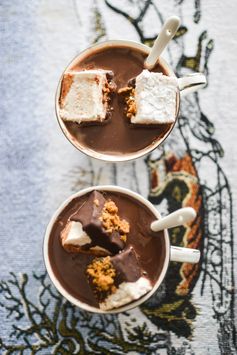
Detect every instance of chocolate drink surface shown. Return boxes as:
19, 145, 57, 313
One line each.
62, 46, 174, 155
48, 191, 166, 308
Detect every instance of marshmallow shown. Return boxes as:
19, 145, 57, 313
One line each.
61, 221, 91, 246
61, 221, 110, 255
59, 70, 113, 124
86, 247, 152, 310
60, 191, 128, 256
131, 70, 178, 124
71, 190, 127, 254
100, 277, 152, 310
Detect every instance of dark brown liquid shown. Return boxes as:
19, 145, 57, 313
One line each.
62, 46, 174, 156
48, 191, 166, 307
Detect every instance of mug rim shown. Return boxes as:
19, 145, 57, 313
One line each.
43, 185, 170, 314
55, 39, 180, 162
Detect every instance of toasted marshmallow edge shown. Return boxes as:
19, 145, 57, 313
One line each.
59, 70, 109, 124
131, 70, 177, 125
61, 221, 91, 247
99, 277, 152, 311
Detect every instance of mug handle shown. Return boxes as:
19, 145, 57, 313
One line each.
177, 73, 206, 97
170, 246, 200, 264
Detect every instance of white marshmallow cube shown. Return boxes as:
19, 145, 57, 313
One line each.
99, 277, 152, 310
61, 221, 91, 247
59, 70, 110, 123
131, 70, 178, 125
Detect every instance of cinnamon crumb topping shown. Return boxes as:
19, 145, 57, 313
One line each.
105, 200, 118, 214
102, 80, 116, 106
86, 256, 116, 293
118, 86, 133, 95
120, 234, 127, 243
103, 82, 111, 94
99, 200, 130, 241
118, 86, 136, 119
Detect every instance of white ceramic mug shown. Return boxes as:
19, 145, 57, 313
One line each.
55, 40, 206, 162
43, 185, 200, 314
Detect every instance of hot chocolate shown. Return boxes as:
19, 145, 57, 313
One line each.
48, 190, 166, 309
57, 45, 179, 157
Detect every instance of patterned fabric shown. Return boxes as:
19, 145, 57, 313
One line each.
0, 1, 236, 354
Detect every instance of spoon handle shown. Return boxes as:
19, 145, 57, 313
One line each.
170, 246, 200, 264
151, 207, 196, 232
144, 16, 180, 70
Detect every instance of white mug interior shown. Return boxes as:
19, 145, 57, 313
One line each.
43, 185, 171, 314
55, 40, 181, 162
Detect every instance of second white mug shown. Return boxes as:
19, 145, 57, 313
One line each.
43, 185, 200, 314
